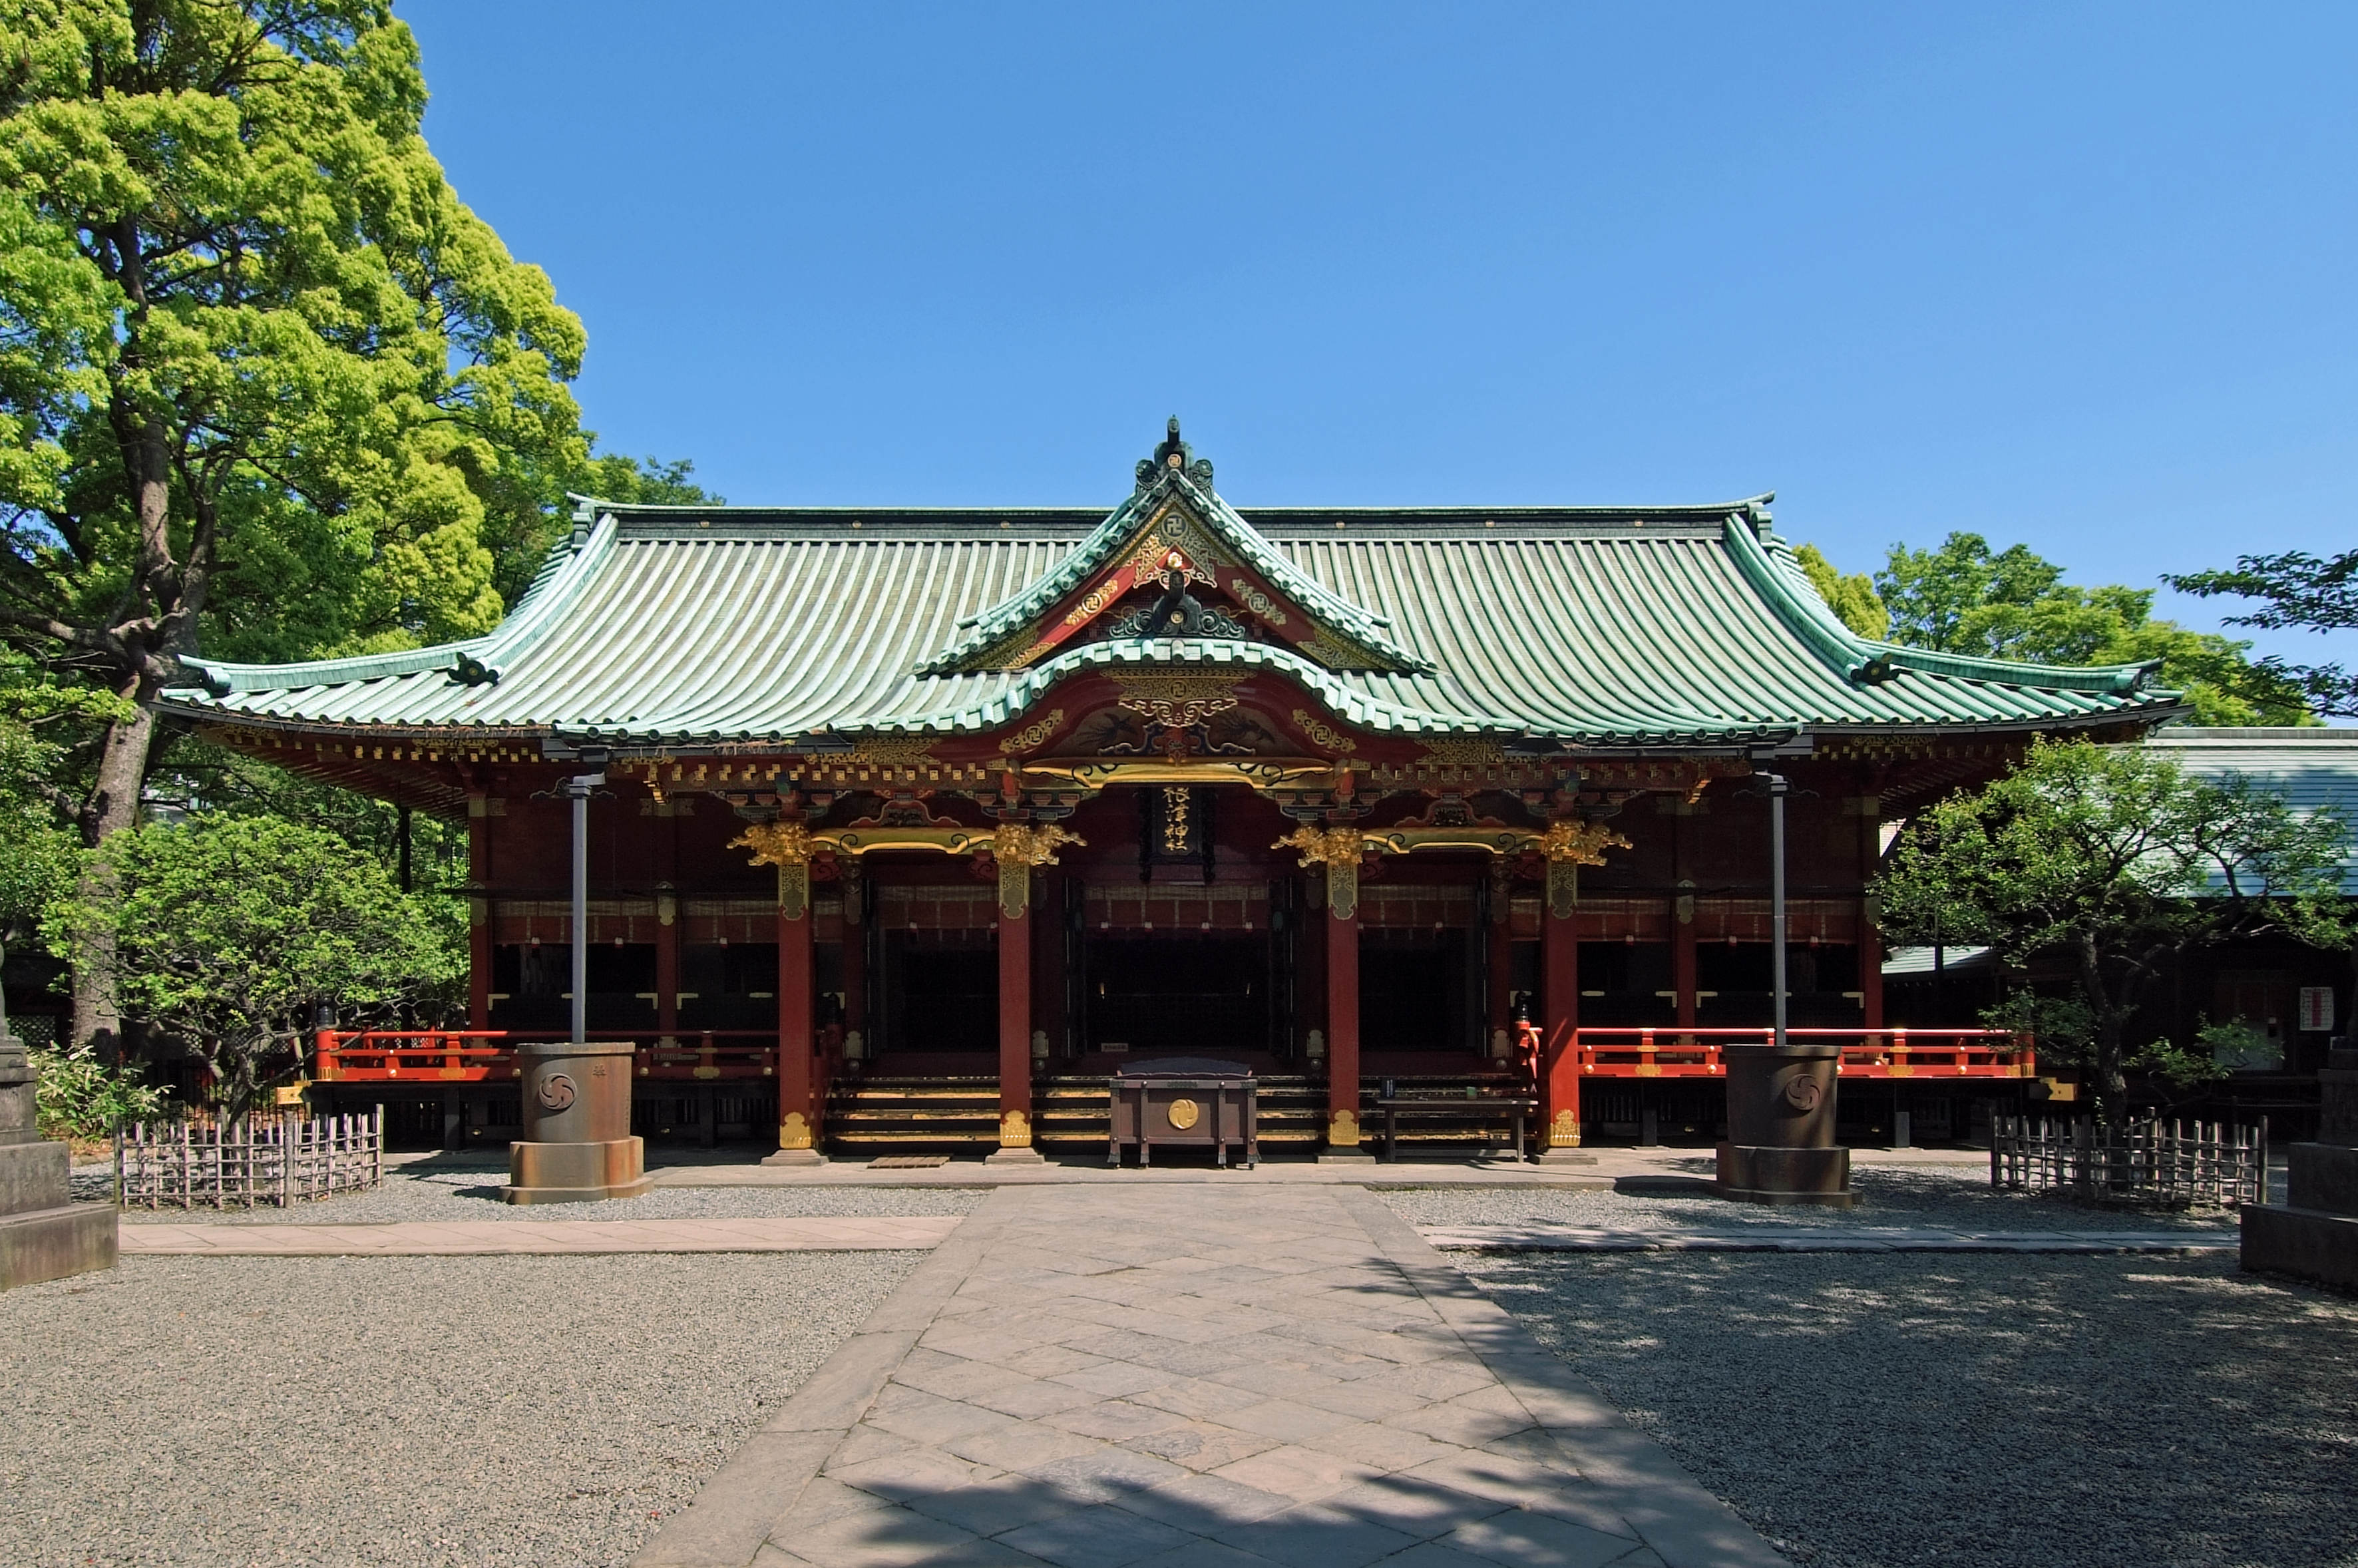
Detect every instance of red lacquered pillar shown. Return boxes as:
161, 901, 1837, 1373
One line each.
841, 859, 868, 1060
467, 795, 493, 1032
1486, 860, 1515, 1062
992, 859, 1042, 1161
1541, 890, 1582, 1155
769, 859, 823, 1164
1326, 871, 1363, 1153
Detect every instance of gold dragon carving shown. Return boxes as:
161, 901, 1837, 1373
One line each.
1535, 818, 1633, 920
732, 819, 819, 920
1275, 825, 1370, 922
985, 822, 1085, 919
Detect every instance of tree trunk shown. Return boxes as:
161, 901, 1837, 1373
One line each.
68, 690, 164, 1058
70, 410, 178, 1058
2078, 932, 2131, 1127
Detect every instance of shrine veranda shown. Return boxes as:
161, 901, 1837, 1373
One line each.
164, 425, 2184, 1158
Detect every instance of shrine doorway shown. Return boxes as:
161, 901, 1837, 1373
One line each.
1071, 880, 1291, 1062
1082, 934, 1270, 1057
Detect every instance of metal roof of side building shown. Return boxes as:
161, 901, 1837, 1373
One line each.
2146, 727, 2358, 892
158, 429, 2189, 754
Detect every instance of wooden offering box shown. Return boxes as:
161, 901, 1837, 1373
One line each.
1109, 1059, 1257, 1169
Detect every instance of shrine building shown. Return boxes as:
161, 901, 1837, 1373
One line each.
165, 422, 2185, 1159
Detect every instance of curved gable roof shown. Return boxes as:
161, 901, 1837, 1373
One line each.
165, 441, 2187, 751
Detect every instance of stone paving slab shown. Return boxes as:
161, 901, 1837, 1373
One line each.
117, 1215, 962, 1256
1418, 1224, 2236, 1254
636, 1184, 1784, 1568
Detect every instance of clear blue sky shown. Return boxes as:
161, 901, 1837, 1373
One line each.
401, 1, 2358, 662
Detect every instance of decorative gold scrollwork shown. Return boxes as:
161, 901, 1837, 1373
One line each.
1113, 672, 1241, 729
996, 708, 1066, 755
1289, 707, 1355, 757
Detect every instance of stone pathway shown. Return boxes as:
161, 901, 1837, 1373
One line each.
118, 1216, 961, 1256
1419, 1224, 2236, 1255
636, 1185, 1783, 1568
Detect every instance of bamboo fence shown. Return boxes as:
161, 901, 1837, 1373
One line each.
1989, 1112, 2266, 1208
113, 1107, 384, 1209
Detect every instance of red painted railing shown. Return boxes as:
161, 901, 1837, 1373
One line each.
1570, 1026, 2034, 1079
311, 1030, 783, 1084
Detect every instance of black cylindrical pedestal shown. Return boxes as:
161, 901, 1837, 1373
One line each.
1717, 1043, 1855, 1207
502, 1040, 652, 1204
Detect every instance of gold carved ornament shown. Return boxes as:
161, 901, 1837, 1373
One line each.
731, 819, 819, 921
1275, 825, 1369, 922
996, 708, 1066, 755
1113, 671, 1241, 729
1289, 708, 1355, 757
986, 823, 1085, 920
1535, 819, 1632, 922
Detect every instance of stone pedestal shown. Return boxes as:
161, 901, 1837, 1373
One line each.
2243, 1046, 2358, 1291
502, 1041, 653, 1205
1716, 1043, 1856, 1208
0, 1034, 116, 1290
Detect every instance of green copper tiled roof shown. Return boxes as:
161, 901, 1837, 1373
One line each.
919, 460, 1430, 676
167, 485, 2186, 751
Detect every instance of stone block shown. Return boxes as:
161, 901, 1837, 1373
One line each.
2241, 1205, 2358, 1293
502, 1135, 652, 1203
0, 1137, 69, 1217
1713, 1144, 1856, 1207
0, 1202, 116, 1290
2286, 1141, 2358, 1217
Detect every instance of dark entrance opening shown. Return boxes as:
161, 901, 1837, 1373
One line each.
1084, 935, 1267, 1056
881, 932, 998, 1053
1360, 927, 1476, 1052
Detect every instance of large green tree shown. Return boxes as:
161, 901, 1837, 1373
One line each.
1874, 738, 2351, 1124
2166, 550, 2358, 719
0, 1, 594, 1048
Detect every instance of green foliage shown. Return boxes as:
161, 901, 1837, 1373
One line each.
2166, 550, 2358, 718
0, 0, 595, 668
0, 657, 85, 944
51, 814, 463, 1119
2191, 1018, 2274, 1074
27, 1040, 166, 1140
1795, 543, 1888, 639
1871, 532, 2310, 725
150, 737, 466, 891
1877, 737, 2351, 1121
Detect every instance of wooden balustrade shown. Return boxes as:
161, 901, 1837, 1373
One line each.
1567, 1026, 2034, 1079
311, 1030, 781, 1084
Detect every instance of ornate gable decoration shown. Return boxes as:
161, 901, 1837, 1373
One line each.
917, 419, 1432, 679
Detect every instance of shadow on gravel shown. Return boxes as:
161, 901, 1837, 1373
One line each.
1464, 1249, 2358, 1568
1612, 1175, 1720, 1197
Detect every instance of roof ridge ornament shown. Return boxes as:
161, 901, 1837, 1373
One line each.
1137, 416, 1213, 492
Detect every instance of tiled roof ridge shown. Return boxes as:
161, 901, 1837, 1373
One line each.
1732, 517, 2171, 699
180, 515, 619, 696
912, 460, 1435, 677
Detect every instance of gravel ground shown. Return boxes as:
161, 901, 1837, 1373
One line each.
77, 1155, 988, 1225
1450, 1248, 2358, 1568
0, 1249, 922, 1567
1385, 1162, 2243, 1233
